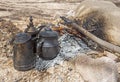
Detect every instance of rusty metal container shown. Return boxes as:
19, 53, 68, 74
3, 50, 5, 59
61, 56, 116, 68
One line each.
37, 27, 60, 60
13, 33, 36, 71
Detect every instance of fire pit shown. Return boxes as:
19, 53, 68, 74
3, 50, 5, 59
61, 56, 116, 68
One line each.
36, 33, 91, 70
10, 16, 93, 71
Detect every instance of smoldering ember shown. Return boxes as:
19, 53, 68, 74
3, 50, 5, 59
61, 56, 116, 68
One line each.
0, 0, 120, 82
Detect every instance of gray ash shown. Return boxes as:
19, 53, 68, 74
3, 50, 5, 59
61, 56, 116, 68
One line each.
35, 33, 91, 70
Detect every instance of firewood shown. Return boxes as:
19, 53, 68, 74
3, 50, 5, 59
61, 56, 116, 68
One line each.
60, 16, 120, 54
71, 22, 120, 54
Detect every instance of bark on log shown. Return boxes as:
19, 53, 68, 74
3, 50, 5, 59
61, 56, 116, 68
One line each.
61, 16, 120, 54
71, 22, 120, 54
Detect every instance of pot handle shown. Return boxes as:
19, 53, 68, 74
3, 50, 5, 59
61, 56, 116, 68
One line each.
37, 40, 44, 57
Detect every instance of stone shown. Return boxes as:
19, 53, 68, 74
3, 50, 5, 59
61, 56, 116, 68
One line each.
72, 0, 120, 46
71, 55, 119, 82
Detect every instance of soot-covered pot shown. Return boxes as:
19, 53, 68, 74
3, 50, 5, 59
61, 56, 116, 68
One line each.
13, 33, 36, 71
37, 27, 60, 60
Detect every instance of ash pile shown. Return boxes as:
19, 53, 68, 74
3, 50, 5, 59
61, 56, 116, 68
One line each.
36, 33, 90, 70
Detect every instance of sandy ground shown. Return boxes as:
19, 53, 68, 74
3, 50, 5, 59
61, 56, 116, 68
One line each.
0, 0, 120, 82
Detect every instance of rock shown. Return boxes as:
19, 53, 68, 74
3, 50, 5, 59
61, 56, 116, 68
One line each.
71, 55, 119, 82
72, 0, 120, 46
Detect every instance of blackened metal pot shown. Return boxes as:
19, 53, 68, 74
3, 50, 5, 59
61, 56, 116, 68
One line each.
13, 33, 36, 71
37, 27, 60, 60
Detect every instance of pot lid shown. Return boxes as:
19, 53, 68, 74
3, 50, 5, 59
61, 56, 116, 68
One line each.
39, 27, 58, 38
14, 33, 31, 44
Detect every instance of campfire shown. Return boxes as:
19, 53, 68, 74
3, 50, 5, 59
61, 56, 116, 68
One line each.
11, 16, 91, 71
0, 0, 120, 82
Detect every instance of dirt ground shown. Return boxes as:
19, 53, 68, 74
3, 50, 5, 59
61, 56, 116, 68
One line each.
0, 0, 120, 82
